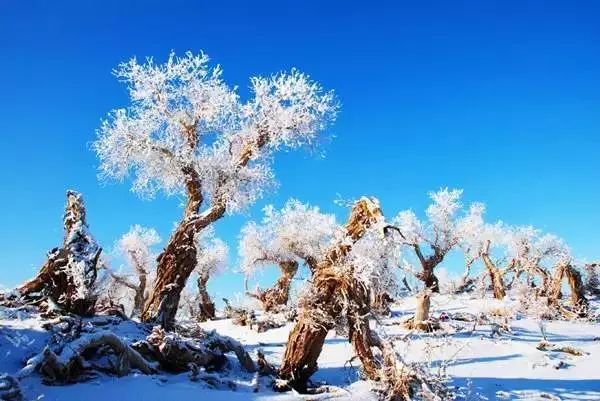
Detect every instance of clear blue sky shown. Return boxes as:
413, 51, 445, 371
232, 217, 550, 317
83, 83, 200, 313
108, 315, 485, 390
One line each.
0, 1, 598, 300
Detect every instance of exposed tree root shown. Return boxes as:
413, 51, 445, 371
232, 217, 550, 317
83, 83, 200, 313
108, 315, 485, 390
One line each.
20, 332, 156, 384
536, 340, 587, 356
132, 326, 256, 373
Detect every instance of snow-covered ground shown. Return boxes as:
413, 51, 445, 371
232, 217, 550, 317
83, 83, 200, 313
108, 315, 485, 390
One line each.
1, 294, 599, 401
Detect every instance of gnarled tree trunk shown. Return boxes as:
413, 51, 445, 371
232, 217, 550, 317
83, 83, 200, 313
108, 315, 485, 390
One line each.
549, 264, 588, 316
19, 191, 101, 315
141, 202, 225, 329
481, 243, 506, 300
412, 245, 445, 293
196, 271, 216, 321
279, 197, 383, 392
247, 260, 299, 312
142, 133, 269, 330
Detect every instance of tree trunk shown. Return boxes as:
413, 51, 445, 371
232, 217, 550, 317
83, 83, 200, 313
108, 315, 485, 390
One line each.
197, 271, 215, 321
132, 277, 146, 318
248, 260, 299, 312
405, 290, 437, 331
416, 265, 440, 292
279, 198, 383, 392
19, 191, 101, 315
549, 264, 588, 316
481, 253, 506, 300
141, 204, 225, 330
141, 157, 226, 329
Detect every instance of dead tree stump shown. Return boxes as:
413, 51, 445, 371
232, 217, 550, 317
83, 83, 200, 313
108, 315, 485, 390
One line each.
18, 191, 101, 315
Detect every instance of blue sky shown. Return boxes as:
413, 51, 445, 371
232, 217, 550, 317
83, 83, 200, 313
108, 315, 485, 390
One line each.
0, 1, 598, 300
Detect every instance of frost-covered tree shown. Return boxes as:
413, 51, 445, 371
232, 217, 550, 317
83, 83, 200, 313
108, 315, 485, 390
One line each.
506, 226, 588, 316
94, 51, 337, 329
239, 199, 338, 311
280, 198, 439, 398
392, 188, 480, 292
457, 204, 511, 299
106, 225, 160, 317
194, 227, 228, 321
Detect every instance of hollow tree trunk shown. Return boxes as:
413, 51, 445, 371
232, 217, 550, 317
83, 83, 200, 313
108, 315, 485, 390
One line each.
549, 264, 588, 315
481, 253, 506, 300
248, 260, 299, 312
19, 191, 101, 315
279, 198, 383, 392
196, 271, 215, 321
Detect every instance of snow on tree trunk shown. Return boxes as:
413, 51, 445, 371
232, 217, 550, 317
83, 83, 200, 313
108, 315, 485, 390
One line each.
278, 198, 383, 392
247, 260, 298, 312
18, 190, 101, 315
196, 271, 216, 321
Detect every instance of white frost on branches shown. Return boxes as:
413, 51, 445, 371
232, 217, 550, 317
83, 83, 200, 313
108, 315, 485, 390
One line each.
195, 227, 229, 278
116, 225, 161, 276
94, 51, 338, 214
505, 226, 572, 273
393, 188, 473, 252
105, 225, 161, 316
345, 225, 402, 296
239, 199, 338, 275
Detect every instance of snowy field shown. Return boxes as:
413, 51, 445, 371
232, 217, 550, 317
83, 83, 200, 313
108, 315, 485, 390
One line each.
1, 293, 599, 401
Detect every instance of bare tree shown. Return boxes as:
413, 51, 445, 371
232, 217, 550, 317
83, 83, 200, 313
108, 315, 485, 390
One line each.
94, 52, 337, 329
19, 191, 101, 315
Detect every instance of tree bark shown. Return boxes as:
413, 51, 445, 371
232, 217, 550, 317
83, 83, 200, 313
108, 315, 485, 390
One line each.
141, 131, 269, 330
279, 198, 383, 392
141, 203, 225, 329
405, 290, 438, 331
549, 264, 588, 316
247, 260, 299, 312
481, 243, 506, 300
19, 191, 101, 315
196, 271, 215, 321
412, 245, 444, 292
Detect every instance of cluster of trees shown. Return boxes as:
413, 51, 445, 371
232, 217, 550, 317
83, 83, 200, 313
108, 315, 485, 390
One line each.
13, 52, 598, 399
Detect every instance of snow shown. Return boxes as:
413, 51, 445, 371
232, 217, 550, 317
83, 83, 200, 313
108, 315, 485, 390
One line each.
1, 294, 599, 401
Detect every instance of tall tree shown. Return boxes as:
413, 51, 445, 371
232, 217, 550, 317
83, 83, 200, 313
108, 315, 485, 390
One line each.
94, 52, 337, 329
279, 197, 402, 392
